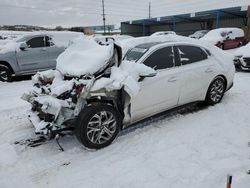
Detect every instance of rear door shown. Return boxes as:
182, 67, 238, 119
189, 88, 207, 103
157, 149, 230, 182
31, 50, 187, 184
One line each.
16, 36, 49, 72
46, 36, 66, 69
130, 46, 181, 122
174, 45, 216, 105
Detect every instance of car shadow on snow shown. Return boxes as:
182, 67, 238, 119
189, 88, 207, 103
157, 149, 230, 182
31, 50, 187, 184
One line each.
120, 102, 209, 136
12, 75, 32, 82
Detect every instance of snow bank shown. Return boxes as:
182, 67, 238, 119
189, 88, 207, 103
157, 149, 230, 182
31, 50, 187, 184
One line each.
91, 60, 156, 97
56, 37, 114, 76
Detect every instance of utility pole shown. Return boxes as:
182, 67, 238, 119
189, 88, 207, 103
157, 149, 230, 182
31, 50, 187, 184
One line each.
102, 0, 106, 35
149, 1, 151, 19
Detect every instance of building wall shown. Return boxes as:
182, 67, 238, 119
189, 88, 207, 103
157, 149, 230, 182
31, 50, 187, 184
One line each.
121, 23, 144, 37
122, 17, 246, 37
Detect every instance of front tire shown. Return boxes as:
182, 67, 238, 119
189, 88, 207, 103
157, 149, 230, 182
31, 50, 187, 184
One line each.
205, 76, 226, 105
0, 65, 12, 82
75, 103, 121, 149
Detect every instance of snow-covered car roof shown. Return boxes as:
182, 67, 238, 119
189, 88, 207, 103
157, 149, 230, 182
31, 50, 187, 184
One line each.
151, 31, 176, 36
189, 30, 209, 38
94, 35, 133, 46
201, 28, 244, 44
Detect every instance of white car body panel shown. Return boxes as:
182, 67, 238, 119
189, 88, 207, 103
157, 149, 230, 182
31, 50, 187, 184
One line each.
130, 68, 181, 122
129, 42, 235, 124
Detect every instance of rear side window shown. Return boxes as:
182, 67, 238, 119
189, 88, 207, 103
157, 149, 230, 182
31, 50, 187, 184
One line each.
143, 46, 174, 70
27, 37, 45, 48
177, 45, 208, 65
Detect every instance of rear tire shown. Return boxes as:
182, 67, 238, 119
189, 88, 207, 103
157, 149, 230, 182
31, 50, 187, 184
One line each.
75, 103, 121, 149
205, 76, 226, 105
219, 44, 224, 50
0, 65, 12, 82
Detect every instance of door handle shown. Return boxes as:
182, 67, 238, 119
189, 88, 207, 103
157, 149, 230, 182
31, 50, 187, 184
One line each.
41, 48, 46, 51
205, 68, 213, 73
168, 77, 177, 82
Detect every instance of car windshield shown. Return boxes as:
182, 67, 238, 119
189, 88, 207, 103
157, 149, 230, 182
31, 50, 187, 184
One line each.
16, 36, 28, 42
124, 47, 148, 62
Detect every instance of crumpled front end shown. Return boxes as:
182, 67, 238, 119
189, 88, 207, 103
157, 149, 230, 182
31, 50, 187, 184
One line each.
22, 70, 94, 135
22, 92, 75, 135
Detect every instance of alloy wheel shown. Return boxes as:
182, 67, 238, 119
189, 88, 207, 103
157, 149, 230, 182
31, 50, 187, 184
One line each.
86, 111, 117, 145
210, 79, 225, 103
0, 70, 8, 81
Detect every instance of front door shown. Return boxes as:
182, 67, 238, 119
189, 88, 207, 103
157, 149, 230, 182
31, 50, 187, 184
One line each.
16, 36, 49, 72
131, 46, 181, 122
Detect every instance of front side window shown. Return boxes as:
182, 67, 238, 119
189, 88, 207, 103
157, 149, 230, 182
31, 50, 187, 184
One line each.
143, 46, 174, 70
176, 45, 208, 65
27, 37, 45, 48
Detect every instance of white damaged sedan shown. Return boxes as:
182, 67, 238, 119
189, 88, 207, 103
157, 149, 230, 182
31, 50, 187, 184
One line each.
22, 36, 235, 149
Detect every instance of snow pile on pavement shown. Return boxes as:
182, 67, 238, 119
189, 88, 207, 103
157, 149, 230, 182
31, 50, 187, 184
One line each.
0, 73, 250, 188
91, 60, 156, 97
57, 37, 114, 76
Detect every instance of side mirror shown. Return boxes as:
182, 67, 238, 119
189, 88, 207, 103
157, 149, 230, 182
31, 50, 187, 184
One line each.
139, 72, 157, 82
20, 42, 28, 51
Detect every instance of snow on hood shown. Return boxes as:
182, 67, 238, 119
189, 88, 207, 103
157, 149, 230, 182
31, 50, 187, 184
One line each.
56, 37, 114, 76
234, 42, 250, 57
0, 41, 20, 54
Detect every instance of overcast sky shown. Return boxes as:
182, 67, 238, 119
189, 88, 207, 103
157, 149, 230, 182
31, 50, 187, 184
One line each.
0, 0, 249, 28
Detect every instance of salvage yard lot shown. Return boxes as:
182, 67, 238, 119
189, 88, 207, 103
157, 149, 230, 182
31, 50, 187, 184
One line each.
0, 71, 250, 188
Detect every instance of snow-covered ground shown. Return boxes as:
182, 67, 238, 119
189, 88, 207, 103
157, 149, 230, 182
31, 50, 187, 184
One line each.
0, 72, 250, 188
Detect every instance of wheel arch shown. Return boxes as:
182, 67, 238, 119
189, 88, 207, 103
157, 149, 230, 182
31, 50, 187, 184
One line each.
0, 61, 14, 74
86, 96, 124, 120
216, 74, 227, 89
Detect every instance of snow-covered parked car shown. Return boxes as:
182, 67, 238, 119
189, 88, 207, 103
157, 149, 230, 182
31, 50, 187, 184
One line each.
189, 30, 209, 39
233, 42, 250, 70
22, 36, 235, 149
201, 28, 246, 50
151, 31, 176, 36
94, 35, 133, 46
0, 32, 83, 82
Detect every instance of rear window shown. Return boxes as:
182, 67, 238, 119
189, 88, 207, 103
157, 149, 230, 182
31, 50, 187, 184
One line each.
177, 45, 208, 65
124, 48, 148, 62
